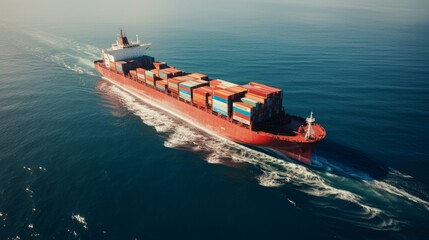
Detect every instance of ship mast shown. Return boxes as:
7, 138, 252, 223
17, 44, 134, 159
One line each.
305, 112, 315, 140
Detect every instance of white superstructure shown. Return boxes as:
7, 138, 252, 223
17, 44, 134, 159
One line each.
102, 29, 151, 68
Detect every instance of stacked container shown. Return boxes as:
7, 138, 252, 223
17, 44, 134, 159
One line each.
249, 82, 283, 114
153, 61, 168, 70
233, 102, 254, 125
179, 81, 207, 102
212, 89, 235, 116
129, 70, 137, 78
145, 70, 159, 87
126, 60, 137, 70
109, 61, 116, 71
226, 86, 247, 95
115, 61, 129, 75
156, 80, 168, 91
169, 68, 183, 77
241, 97, 261, 111
159, 68, 173, 79
183, 72, 208, 81
242, 82, 283, 121
134, 56, 154, 69
210, 79, 238, 89
192, 86, 213, 107
136, 68, 146, 81
168, 77, 187, 93
159, 67, 184, 79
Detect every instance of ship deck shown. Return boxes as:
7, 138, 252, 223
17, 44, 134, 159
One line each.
94, 60, 326, 144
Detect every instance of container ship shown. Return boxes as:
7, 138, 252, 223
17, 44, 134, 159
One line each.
94, 30, 326, 164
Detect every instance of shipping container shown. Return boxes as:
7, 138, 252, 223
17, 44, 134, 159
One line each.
137, 68, 146, 80
245, 93, 267, 104
210, 79, 238, 89
212, 89, 236, 116
134, 56, 154, 69
241, 97, 260, 110
168, 77, 186, 93
233, 114, 251, 125
178, 81, 208, 102
145, 70, 155, 78
109, 61, 116, 71
115, 61, 129, 75
169, 68, 183, 77
183, 72, 208, 81
227, 86, 247, 94
249, 82, 282, 93
154, 61, 167, 70
127, 60, 137, 70
156, 80, 168, 91
192, 86, 213, 107
159, 68, 173, 79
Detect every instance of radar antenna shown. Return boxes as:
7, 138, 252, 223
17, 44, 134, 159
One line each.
305, 112, 315, 140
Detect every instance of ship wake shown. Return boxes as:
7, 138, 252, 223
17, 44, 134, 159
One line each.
98, 79, 429, 232
21, 30, 100, 77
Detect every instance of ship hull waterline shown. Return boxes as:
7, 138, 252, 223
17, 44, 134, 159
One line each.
95, 63, 319, 164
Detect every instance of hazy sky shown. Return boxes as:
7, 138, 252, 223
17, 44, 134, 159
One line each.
1, 0, 428, 28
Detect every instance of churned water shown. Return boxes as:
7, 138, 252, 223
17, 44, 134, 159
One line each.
0, 6, 429, 239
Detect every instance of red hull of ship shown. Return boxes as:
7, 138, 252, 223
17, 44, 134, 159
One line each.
95, 64, 323, 164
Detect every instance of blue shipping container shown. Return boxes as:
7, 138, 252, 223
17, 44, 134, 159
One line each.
213, 95, 228, 103
233, 107, 251, 117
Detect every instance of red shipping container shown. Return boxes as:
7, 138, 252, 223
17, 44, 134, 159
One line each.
227, 86, 247, 94
213, 89, 235, 99
150, 69, 159, 77
209, 80, 222, 88
249, 82, 281, 93
136, 68, 146, 74
245, 93, 267, 104
233, 111, 251, 121
154, 61, 167, 70
185, 72, 208, 80
199, 86, 213, 94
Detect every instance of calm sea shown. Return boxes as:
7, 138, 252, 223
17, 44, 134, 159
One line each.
0, 7, 428, 239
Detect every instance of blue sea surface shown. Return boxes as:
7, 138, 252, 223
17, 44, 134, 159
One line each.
1, 4, 429, 239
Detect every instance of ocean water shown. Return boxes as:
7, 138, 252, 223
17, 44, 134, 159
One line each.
1, 6, 429, 239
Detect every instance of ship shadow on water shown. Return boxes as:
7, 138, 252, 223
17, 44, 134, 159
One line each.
252, 140, 388, 181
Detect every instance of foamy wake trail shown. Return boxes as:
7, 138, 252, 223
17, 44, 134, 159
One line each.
21, 31, 100, 76
99, 67, 428, 231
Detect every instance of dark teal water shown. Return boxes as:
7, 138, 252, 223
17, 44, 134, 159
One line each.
1, 11, 429, 239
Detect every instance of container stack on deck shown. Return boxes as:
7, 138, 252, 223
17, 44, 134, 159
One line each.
192, 86, 213, 108
145, 70, 159, 86
183, 73, 208, 81
232, 102, 254, 125
159, 67, 183, 79
102, 57, 284, 127
242, 82, 283, 122
137, 68, 146, 81
115, 61, 129, 75
210, 79, 238, 89
156, 79, 168, 91
168, 77, 187, 94
212, 89, 236, 117
179, 81, 208, 102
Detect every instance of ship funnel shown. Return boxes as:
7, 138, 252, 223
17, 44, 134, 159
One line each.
305, 112, 315, 140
